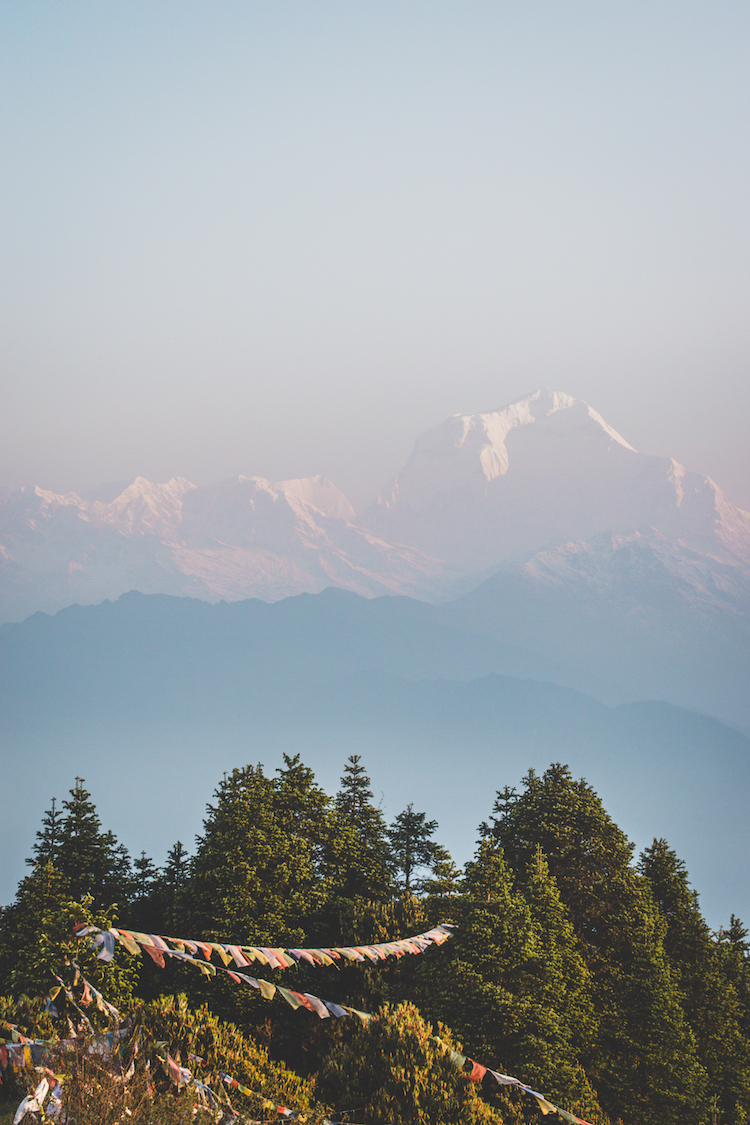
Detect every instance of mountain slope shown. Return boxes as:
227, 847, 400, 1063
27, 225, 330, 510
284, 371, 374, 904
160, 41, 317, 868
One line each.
0, 475, 446, 622
3, 389, 750, 621
1, 589, 748, 929
363, 389, 750, 569
438, 529, 750, 732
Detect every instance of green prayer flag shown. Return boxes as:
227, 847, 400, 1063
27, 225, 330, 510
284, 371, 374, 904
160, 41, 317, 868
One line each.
343, 1006, 372, 1022
277, 987, 303, 1009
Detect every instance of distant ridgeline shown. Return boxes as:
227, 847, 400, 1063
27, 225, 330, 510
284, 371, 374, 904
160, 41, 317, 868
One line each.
2, 757, 749, 1125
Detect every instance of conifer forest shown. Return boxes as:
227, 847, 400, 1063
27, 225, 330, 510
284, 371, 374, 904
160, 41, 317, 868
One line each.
1, 756, 748, 1125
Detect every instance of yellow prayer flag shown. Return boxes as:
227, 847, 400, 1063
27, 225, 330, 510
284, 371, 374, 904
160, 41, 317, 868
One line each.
210, 943, 233, 967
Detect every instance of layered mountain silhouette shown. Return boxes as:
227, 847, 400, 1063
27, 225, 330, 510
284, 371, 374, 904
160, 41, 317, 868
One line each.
3, 391, 750, 922
2, 588, 749, 926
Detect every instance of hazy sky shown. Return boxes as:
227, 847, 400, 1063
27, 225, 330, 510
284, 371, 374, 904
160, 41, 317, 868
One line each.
2, 1, 749, 511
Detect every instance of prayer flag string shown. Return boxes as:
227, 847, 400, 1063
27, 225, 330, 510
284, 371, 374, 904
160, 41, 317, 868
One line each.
2, 923, 593, 1125
75, 922, 455, 972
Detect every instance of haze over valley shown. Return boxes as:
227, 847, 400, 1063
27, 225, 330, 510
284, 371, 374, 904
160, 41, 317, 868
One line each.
3, 389, 749, 927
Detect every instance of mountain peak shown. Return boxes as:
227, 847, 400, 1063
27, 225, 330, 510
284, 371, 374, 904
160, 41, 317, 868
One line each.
108, 476, 196, 504
361, 390, 747, 569
444, 389, 636, 460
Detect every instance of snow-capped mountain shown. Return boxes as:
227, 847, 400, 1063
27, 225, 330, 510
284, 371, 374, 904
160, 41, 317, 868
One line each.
362, 389, 750, 570
0, 474, 445, 623
2, 389, 749, 627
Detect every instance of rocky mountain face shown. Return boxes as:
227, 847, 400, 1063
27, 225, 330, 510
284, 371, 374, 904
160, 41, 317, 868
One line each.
2, 391, 749, 704
0, 473, 445, 622
362, 389, 750, 569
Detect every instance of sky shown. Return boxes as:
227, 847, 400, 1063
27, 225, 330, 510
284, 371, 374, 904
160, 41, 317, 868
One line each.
2, 1, 749, 512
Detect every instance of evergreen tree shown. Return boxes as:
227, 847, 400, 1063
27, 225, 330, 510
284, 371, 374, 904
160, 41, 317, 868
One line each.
483, 764, 710, 1125
641, 838, 750, 1123
132, 851, 158, 900
483, 765, 636, 951
519, 847, 599, 1093
423, 845, 464, 924
54, 778, 132, 906
128, 851, 160, 932
26, 797, 63, 867
273, 753, 330, 891
388, 804, 439, 893
157, 840, 190, 934
317, 1000, 512, 1125
0, 862, 137, 1005
164, 840, 189, 888
716, 915, 750, 1035
325, 756, 394, 901
185, 763, 321, 946
413, 839, 604, 1122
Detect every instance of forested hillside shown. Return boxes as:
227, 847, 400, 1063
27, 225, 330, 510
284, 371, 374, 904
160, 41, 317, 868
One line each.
1, 758, 748, 1125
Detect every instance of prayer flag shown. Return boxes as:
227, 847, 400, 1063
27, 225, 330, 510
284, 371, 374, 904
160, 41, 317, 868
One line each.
211, 944, 233, 966
278, 988, 304, 1009
142, 944, 166, 968
323, 1000, 348, 1018
467, 1059, 487, 1082
114, 930, 140, 956
13, 1077, 48, 1124
301, 994, 331, 1019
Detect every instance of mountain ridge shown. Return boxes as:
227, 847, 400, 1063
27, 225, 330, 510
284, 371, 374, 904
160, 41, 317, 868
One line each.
2, 389, 749, 619
2, 586, 749, 928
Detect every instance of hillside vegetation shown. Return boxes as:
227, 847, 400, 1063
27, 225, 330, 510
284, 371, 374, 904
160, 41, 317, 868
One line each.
1, 757, 748, 1125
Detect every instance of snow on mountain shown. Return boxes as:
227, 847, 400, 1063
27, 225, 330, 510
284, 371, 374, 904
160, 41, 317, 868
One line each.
362, 389, 750, 570
169, 474, 445, 604
0, 474, 444, 623
177, 475, 353, 548
0, 477, 194, 540
2, 388, 749, 625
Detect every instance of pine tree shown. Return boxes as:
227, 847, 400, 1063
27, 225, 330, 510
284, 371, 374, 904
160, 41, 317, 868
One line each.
423, 845, 463, 924
273, 753, 330, 892
185, 763, 317, 946
26, 797, 63, 867
164, 840, 189, 887
388, 804, 439, 893
128, 851, 160, 931
517, 847, 600, 1110
716, 915, 750, 1035
641, 838, 750, 1123
413, 839, 605, 1122
325, 755, 394, 902
132, 851, 158, 900
484, 764, 636, 951
482, 764, 710, 1125
55, 778, 132, 906
317, 1000, 513, 1125
0, 861, 137, 1005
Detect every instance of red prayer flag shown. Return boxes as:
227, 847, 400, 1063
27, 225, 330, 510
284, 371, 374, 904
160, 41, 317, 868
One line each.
289, 991, 317, 1013
142, 944, 166, 968
467, 1059, 487, 1082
